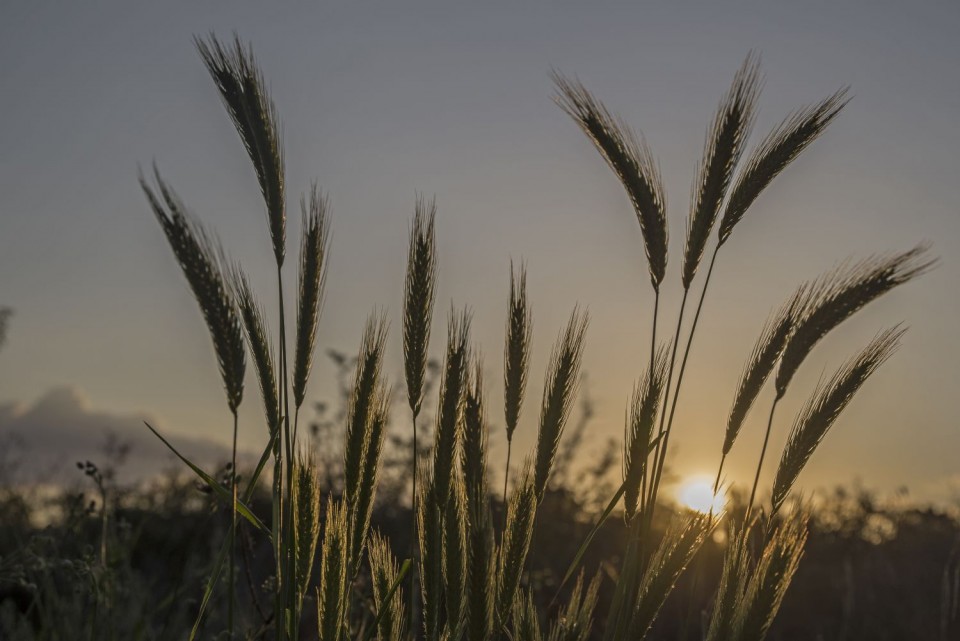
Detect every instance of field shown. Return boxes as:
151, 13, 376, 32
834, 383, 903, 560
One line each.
1, 26, 957, 641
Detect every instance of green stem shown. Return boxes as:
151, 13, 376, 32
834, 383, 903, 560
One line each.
644, 287, 689, 533
501, 439, 513, 530
276, 263, 294, 641
746, 397, 779, 524
410, 411, 420, 641
229, 410, 239, 640
647, 246, 720, 534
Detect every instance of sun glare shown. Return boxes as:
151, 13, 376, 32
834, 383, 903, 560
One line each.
677, 477, 727, 514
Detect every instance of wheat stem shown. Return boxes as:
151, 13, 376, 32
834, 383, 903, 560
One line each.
746, 397, 780, 521
645, 287, 688, 525
229, 409, 238, 640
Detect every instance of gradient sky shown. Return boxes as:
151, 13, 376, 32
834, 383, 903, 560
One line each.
1, 2, 958, 503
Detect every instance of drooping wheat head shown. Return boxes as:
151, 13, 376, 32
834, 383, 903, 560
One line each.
140, 169, 245, 414
775, 245, 932, 398
552, 73, 667, 290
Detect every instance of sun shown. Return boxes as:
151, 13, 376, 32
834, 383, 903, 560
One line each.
677, 477, 727, 514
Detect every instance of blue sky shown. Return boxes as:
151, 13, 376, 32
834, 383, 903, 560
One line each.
1, 2, 958, 502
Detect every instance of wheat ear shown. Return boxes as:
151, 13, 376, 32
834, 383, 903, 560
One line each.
317, 498, 349, 641
533, 308, 589, 500
547, 571, 602, 641
512, 589, 544, 641
705, 524, 752, 641
628, 513, 712, 639
684, 53, 761, 289
497, 464, 538, 627
231, 266, 280, 434
461, 357, 497, 641
404, 196, 439, 417
772, 327, 905, 513
623, 345, 669, 521
433, 308, 472, 507
719, 88, 850, 245
369, 531, 408, 641
732, 511, 809, 641
724, 286, 810, 457
552, 72, 667, 290
293, 185, 330, 410
196, 33, 285, 265
417, 466, 444, 641
776, 245, 932, 397
141, 169, 245, 414
293, 453, 322, 609
343, 313, 389, 505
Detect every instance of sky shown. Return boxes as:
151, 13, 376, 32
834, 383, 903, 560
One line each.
1, 2, 958, 503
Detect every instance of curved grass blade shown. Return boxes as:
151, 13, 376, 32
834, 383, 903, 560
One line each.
144, 421, 267, 533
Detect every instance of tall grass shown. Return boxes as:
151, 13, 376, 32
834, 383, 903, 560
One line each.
143, 36, 931, 641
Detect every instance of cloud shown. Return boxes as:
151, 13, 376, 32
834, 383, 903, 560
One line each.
0, 387, 236, 485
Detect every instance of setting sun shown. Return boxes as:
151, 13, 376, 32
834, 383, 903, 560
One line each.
677, 477, 727, 514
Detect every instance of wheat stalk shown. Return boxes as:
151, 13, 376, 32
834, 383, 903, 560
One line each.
417, 466, 444, 641
443, 470, 469, 640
